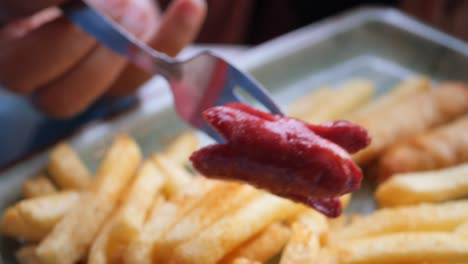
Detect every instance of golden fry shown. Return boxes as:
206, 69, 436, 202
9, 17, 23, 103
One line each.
328, 201, 468, 245
165, 132, 199, 165
220, 223, 290, 263
353, 82, 468, 165
124, 178, 215, 264
153, 153, 192, 198
376, 163, 468, 207
231, 258, 261, 264
379, 115, 468, 181
287, 87, 335, 120
336, 232, 468, 264
22, 174, 57, 198
280, 210, 328, 264
36, 135, 142, 264
47, 142, 92, 189
171, 192, 302, 263
88, 161, 165, 264
1, 191, 79, 241
348, 76, 430, 119
304, 79, 374, 123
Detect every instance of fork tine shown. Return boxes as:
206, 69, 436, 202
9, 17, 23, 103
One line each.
227, 64, 284, 115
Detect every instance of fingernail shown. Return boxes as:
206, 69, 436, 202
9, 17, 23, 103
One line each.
177, 0, 206, 16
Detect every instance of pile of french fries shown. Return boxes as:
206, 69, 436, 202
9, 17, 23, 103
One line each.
2, 76, 468, 264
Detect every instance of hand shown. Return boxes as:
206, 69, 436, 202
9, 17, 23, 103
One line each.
0, 0, 206, 118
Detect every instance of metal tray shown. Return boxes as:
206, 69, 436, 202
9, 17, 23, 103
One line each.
1, 6, 468, 262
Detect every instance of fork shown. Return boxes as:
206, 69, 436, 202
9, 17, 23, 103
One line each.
61, 0, 283, 142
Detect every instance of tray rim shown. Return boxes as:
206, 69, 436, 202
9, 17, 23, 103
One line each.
1, 5, 467, 186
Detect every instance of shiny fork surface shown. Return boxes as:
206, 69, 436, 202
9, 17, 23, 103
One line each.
62, 0, 283, 141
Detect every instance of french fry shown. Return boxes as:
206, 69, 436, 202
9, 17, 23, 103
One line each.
327, 201, 468, 245
165, 132, 199, 165
352, 82, 468, 165
88, 161, 166, 264
123, 177, 216, 264
22, 174, 57, 198
153, 153, 192, 198
232, 258, 261, 264
36, 135, 142, 264
287, 87, 335, 120
47, 142, 92, 189
162, 183, 256, 248
304, 79, 374, 123
1, 191, 79, 241
348, 76, 430, 119
455, 221, 468, 236
336, 232, 468, 264
123, 198, 176, 264
220, 223, 291, 263
280, 210, 328, 264
16, 245, 40, 264
378, 115, 468, 182
376, 163, 468, 207
171, 192, 302, 263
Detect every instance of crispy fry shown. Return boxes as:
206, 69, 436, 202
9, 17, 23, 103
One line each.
0, 191, 79, 241
353, 82, 468, 165
220, 223, 290, 263
124, 178, 216, 264
287, 87, 335, 120
348, 76, 430, 119
327, 201, 468, 245
22, 174, 57, 198
232, 258, 261, 264
165, 132, 199, 165
88, 161, 166, 264
171, 192, 302, 263
455, 221, 468, 236
163, 183, 256, 247
16, 245, 40, 264
304, 79, 374, 123
376, 163, 468, 207
340, 194, 352, 209
336, 232, 468, 264
153, 153, 192, 198
36, 135, 142, 264
47, 142, 92, 189
379, 115, 468, 182
280, 210, 328, 264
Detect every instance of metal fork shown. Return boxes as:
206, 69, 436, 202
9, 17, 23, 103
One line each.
61, 0, 283, 142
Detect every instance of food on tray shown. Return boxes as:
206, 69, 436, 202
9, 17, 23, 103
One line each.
1, 191, 79, 241
352, 82, 468, 165
347, 76, 430, 120
3, 76, 468, 264
47, 143, 92, 189
190, 103, 370, 217
333, 232, 468, 264
22, 174, 57, 198
376, 163, 468, 207
36, 135, 142, 264
289, 79, 374, 123
89, 160, 166, 264
327, 200, 468, 245
280, 210, 328, 264
378, 115, 468, 181
220, 223, 291, 263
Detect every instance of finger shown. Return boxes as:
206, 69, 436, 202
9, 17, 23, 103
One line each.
0, 0, 65, 24
33, 0, 158, 118
106, 0, 206, 97
0, 16, 96, 94
149, 0, 206, 56
34, 45, 127, 118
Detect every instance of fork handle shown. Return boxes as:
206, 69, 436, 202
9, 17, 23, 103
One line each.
61, 0, 178, 78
